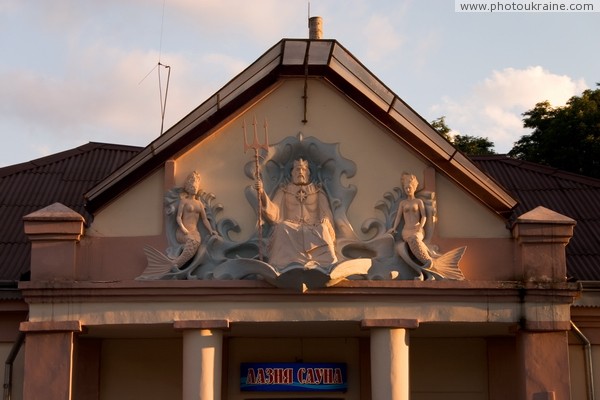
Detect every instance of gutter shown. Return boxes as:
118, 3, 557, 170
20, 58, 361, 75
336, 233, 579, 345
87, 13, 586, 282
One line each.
571, 321, 595, 400
0, 282, 25, 400
3, 331, 24, 400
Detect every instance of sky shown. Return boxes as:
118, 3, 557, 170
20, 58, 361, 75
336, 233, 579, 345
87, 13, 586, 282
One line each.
0, 0, 598, 167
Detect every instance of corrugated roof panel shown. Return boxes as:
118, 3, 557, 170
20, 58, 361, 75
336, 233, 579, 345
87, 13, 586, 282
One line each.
0, 143, 142, 281
473, 155, 600, 281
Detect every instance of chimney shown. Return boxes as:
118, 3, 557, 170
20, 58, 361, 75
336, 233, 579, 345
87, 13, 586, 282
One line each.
309, 16, 323, 39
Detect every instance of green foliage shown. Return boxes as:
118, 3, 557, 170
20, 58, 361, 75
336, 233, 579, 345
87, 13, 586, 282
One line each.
452, 134, 496, 156
431, 116, 496, 156
431, 116, 452, 141
509, 87, 600, 178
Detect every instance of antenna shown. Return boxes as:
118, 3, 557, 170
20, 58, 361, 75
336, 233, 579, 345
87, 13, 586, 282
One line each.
139, 0, 172, 136
157, 0, 170, 135
158, 63, 171, 136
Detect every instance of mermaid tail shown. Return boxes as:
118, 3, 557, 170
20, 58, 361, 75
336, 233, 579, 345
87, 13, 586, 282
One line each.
173, 239, 201, 267
428, 246, 466, 280
406, 235, 433, 266
137, 239, 200, 280
398, 238, 466, 280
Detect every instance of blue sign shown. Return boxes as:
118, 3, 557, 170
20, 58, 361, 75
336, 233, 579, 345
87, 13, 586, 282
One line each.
240, 362, 347, 392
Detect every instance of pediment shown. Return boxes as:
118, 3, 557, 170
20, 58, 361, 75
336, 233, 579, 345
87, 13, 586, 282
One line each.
84, 39, 516, 217
80, 39, 520, 286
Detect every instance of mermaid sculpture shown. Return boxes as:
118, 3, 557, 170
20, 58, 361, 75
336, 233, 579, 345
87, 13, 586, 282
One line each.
139, 171, 218, 279
387, 173, 465, 280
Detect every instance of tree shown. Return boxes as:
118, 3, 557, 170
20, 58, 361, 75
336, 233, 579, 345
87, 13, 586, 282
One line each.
509, 87, 600, 178
431, 116, 452, 141
431, 116, 496, 156
453, 135, 496, 156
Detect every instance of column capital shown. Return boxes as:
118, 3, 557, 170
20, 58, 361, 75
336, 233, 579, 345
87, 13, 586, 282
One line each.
24, 203, 84, 281
512, 206, 575, 245
512, 206, 576, 282
361, 319, 419, 330
24, 203, 84, 242
173, 319, 229, 331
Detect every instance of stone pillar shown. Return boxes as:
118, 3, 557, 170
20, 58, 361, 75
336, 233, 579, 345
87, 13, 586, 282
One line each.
362, 319, 418, 400
517, 330, 571, 400
513, 206, 576, 399
512, 206, 575, 282
174, 320, 229, 400
24, 203, 84, 281
20, 321, 82, 400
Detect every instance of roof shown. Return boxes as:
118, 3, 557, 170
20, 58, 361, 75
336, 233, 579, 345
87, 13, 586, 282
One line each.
84, 38, 517, 218
0, 143, 142, 281
472, 155, 600, 281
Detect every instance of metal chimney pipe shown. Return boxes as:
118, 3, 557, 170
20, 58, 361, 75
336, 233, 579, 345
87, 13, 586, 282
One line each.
309, 16, 323, 39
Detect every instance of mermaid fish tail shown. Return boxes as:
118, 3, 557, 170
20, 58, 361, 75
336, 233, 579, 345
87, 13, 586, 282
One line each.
137, 239, 200, 280
429, 246, 466, 280
406, 236, 433, 266
173, 239, 201, 267
399, 239, 466, 280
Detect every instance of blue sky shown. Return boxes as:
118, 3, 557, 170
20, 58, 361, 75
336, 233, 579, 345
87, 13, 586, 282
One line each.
0, 0, 598, 167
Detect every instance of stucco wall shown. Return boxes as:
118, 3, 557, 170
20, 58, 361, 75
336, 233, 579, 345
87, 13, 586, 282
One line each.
88, 168, 165, 237
411, 338, 489, 400
99, 338, 182, 400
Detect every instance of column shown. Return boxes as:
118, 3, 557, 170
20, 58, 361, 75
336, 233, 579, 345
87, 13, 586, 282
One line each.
513, 206, 576, 400
23, 202, 84, 281
517, 330, 571, 400
20, 321, 82, 400
362, 319, 418, 400
174, 320, 229, 400
512, 206, 575, 282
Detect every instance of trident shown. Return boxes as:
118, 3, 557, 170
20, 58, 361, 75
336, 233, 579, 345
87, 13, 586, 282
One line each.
243, 116, 269, 261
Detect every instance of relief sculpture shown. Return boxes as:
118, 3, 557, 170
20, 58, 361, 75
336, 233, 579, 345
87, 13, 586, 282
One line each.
139, 171, 220, 280
256, 158, 337, 269
386, 173, 465, 280
137, 131, 466, 288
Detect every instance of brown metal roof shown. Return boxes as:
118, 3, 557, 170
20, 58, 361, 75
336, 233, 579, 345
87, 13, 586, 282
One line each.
84, 39, 517, 218
472, 155, 600, 281
0, 143, 142, 281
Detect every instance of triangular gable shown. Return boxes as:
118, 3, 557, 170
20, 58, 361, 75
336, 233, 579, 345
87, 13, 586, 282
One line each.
84, 39, 516, 217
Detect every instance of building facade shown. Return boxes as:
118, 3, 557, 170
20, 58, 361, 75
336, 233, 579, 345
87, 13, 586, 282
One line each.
1, 38, 588, 400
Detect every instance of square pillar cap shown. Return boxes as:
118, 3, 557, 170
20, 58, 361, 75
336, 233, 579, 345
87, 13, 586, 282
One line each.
23, 203, 84, 223
516, 206, 575, 225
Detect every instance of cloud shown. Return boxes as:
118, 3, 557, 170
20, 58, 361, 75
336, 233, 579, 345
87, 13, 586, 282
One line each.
430, 66, 588, 153
361, 14, 404, 62
160, 0, 308, 42
0, 41, 248, 164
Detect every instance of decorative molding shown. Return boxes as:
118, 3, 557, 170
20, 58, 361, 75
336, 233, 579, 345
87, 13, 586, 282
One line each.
173, 320, 230, 330
361, 319, 419, 329
20, 320, 82, 333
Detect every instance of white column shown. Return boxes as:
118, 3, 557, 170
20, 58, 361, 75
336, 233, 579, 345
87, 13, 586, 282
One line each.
175, 320, 228, 400
370, 327, 410, 400
182, 329, 223, 400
